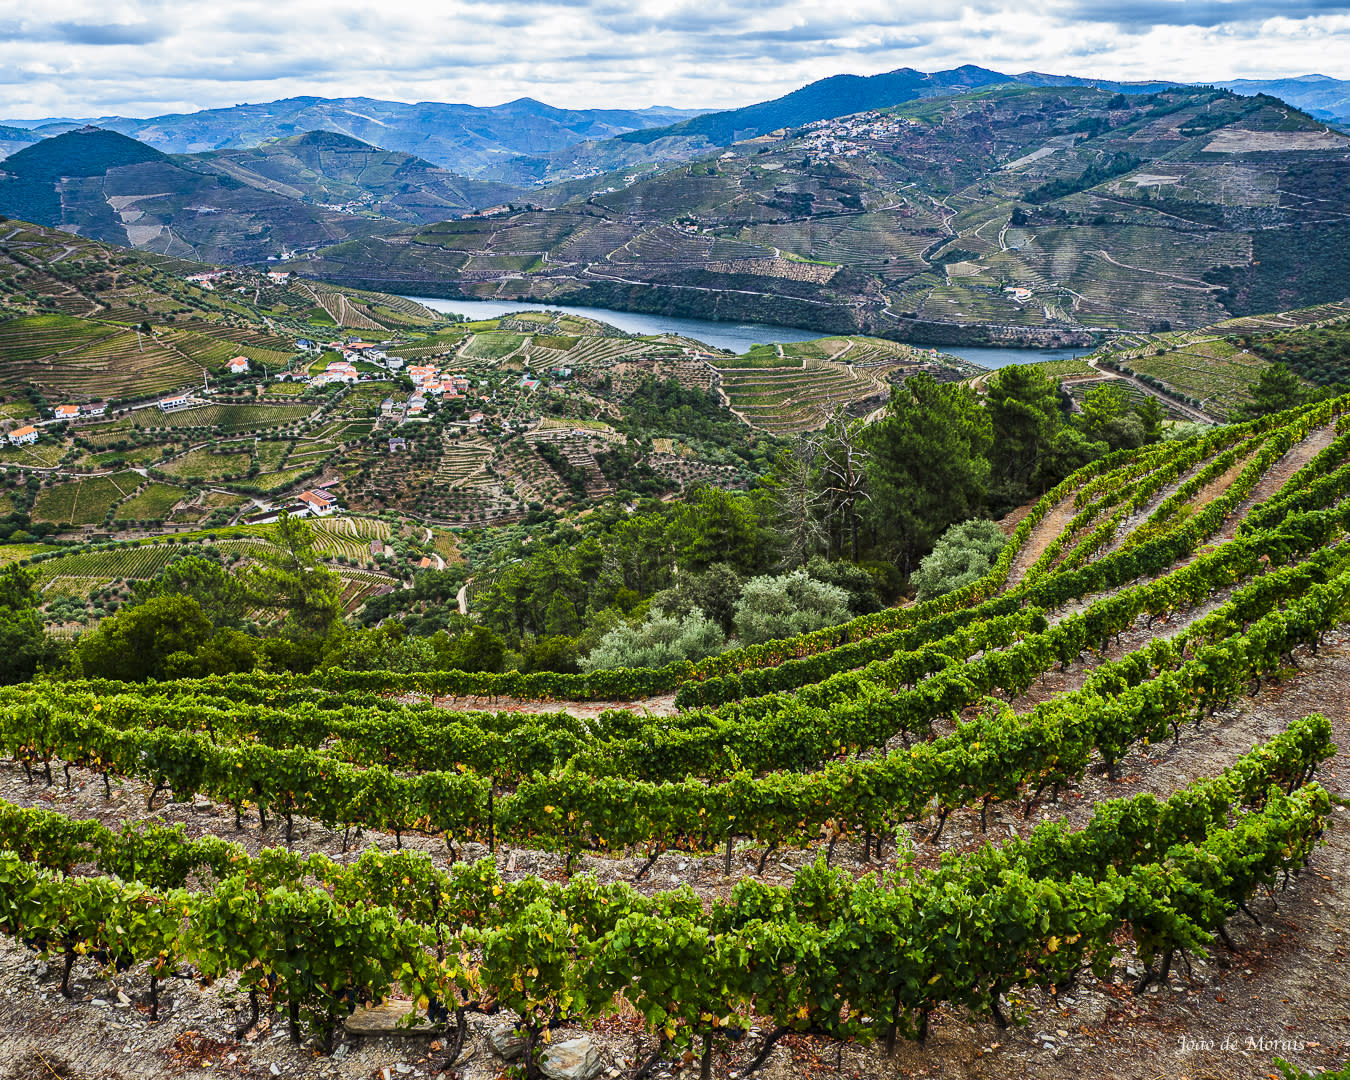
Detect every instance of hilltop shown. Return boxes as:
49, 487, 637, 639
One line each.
1217, 74, 1350, 125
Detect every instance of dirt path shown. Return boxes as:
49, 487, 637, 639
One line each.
1085, 357, 1218, 422
1217, 422, 1339, 541
1100, 450, 1228, 555
1004, 492, 1080, 589
418, 690, 680, 719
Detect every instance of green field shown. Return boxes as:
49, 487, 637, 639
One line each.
127, 403, 314, 432
31, 471, 138, 525
114, 482, 185, 520
462, 332, 525, 360
159, 448, 254, 482
30, 544, 179, 584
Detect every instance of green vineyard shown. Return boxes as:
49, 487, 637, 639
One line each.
1, 395, 1349, 1077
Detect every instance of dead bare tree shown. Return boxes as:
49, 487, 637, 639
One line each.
813, 405, 872, 562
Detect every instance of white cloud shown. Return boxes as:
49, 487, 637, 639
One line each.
0, 0, 1346, 119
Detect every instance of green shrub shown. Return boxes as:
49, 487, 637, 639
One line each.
732, 570, 849, 646
582, 608, 725, 671
911, 519, 1006, 602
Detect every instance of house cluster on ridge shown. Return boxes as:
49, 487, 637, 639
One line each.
408, 364, 469, 398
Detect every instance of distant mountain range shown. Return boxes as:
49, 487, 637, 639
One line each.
4, 72, 1347, 182
4, 67, 1349, 297
193, 131, 522, 224
512, 67, 1348, 185
474, 66, 1174, 184
0, 97, 705, 177
0, 128, 402, 263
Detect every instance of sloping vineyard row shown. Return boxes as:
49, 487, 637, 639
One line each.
0, 718, 1334, 1064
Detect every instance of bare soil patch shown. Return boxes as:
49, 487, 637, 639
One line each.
1006, 494, 1080, 588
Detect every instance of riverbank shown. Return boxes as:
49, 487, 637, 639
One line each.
406, 295, 1096, 369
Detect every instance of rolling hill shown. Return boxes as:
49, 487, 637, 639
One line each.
194, 131, 524, 225
1217, 74, 1350, 126
0, 124, 40, 161
0, 128, 408, 263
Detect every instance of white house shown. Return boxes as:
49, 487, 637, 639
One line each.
53, 404, 80, 420
159, 392, 192, 411
226, 356, 250, 374
296, 489, 338, 517
8, 425, 38, 445
83, 401, 108, 417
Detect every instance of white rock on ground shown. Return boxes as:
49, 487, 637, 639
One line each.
539, 1036, 602, 1080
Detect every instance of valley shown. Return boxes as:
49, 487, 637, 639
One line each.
0, 49, 1349, 1080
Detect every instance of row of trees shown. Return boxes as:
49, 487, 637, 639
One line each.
4, 514, 350, 684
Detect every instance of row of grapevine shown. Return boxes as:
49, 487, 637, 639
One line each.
12, 518, 1342, 803
0, 719, 1334, 1060
5, 555, 1345, 863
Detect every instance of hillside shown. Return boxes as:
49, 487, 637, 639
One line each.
300, 83, 1350, 343
0, 393, 1349, 1080
480, 65, 1180, 186
1218, 74, 1350, 126
0, 218, 448, 401
0, 219, 791, 537
15, 96, 708, 176
0, 124, 40, 161
196, 130, 525, 224
617, 64, 1011, 147
0, 128, 413, 263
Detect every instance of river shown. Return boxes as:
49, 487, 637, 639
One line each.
404, 295, 1089, 370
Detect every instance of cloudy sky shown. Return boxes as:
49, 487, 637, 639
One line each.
3, 0, 1348, 120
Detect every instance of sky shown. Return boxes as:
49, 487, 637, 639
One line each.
2, 0, 1349, 120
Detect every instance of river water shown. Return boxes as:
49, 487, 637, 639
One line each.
404, 295, 1088, 370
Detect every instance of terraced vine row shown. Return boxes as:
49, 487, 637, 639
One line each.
1, 396, 1348, 1075
0, 722, 1334, 1062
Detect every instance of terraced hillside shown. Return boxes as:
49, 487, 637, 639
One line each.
2, 396, 1350, 1080
196, 131, 523, 225
0, 220, 448, 403
714, 336, 977, 433
0, 128, 403, 264
1085, 300, 1350, 420
301, 83, 1350, 344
